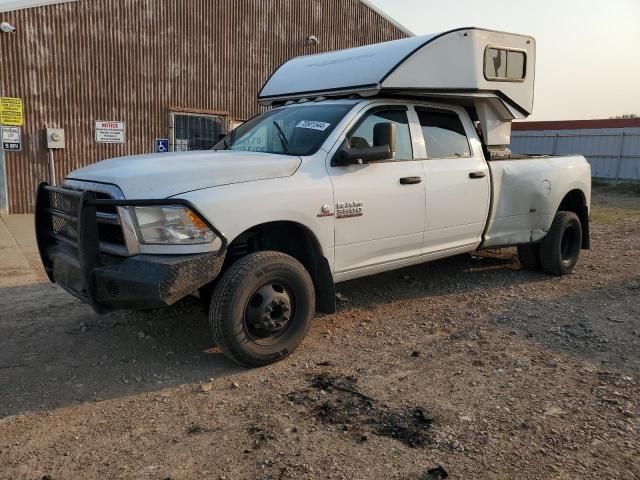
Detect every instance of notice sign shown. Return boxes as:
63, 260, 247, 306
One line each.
1, 126, 21, 151
0, 97, 24, 126
95, 120, 126, 144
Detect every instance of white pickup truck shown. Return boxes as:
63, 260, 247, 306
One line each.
36, 28, 591, 366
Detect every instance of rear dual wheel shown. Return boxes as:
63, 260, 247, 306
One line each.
209, 251, 315, 367
540, 211, 582, 275
518, 211, 582, 276
517, 243, 542, 271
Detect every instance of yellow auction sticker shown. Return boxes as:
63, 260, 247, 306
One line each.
0, 97, 24, 126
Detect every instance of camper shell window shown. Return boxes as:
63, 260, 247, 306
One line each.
484, 46, 527, 81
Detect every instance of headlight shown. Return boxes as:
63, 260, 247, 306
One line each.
130, 205, 216, 245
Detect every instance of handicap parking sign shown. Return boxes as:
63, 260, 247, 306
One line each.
155, 138, 169, 153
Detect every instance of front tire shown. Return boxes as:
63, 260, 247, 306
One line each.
209, 251, 315, 367
540, 211, 582, 276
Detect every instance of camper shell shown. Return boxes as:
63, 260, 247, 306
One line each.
259, 27, 536, 153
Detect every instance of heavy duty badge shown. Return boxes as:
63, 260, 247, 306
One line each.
336, 201, 363, 218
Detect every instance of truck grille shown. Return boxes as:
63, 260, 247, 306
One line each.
44, 185, 129, 256
48, 189, 81, 241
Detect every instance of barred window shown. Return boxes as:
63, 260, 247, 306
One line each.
171, 112, 226, 151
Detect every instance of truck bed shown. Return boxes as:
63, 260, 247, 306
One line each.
481, 154, 591, 248
488, 153, 554, 161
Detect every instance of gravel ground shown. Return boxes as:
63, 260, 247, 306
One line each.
0, 192, 638, 480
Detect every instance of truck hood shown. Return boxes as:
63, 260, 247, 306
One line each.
67, 150, 302, 198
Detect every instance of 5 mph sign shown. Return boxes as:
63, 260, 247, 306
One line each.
1, 126, 21, 151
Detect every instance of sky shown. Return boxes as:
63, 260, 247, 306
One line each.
369, 0, 640, 121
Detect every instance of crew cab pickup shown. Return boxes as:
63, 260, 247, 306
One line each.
35, 28, 591, 366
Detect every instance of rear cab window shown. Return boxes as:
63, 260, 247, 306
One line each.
415, 108, 471, 159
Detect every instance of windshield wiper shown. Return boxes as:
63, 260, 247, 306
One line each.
224, 128, 237, 150
272, 121, 290, 154
213, 128, 236, 151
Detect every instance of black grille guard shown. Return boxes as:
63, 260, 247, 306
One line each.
35, 182, 228, 311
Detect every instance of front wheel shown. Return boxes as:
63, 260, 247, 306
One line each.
540, 211, 582, 276
209, 251, 315, 367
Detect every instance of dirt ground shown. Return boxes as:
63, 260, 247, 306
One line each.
0, 191, 638, 480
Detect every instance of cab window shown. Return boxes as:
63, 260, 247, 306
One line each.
416, 108, 471, 159
348, 108, 413, 160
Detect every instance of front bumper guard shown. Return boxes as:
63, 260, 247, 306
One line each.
35, 183, 227, 313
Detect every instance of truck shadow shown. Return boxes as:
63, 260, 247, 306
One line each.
336, 249, 640, 376
334, 248, 545, 309
490, 276, 640, 375
0, 249, 537, 418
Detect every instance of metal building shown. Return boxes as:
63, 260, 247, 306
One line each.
512, 119, 640, 182
0, 0, 410, 214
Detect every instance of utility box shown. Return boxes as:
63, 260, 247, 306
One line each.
46, 128, 65, 149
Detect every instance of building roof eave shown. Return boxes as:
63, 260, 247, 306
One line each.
0, 0, 415, 39
1, 1, 78, 14
358, 0, 414, 37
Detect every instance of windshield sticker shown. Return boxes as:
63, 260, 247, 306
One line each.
295, 120, 331, 131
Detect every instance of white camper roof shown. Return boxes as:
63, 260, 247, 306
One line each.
259, 27, 536, 119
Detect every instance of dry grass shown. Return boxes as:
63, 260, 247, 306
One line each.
591, 180, 640, 195
590, 189, 640, 224
590, 205, 640, 224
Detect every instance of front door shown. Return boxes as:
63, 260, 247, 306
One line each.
415, 106, 490, 253
328, 106, 426, 276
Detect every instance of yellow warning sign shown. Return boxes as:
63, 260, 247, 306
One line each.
0, 97, 24, 126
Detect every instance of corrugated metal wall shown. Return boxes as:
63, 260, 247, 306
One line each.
512, 127, 640, 181
0, 0, 407, 213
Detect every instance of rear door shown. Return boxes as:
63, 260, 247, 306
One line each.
414, 105, 490, 253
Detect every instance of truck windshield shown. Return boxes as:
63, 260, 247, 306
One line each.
214, 104, 352, 156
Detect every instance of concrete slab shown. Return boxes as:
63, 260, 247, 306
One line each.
2, 215, 36, 250
0, 215, 45, 287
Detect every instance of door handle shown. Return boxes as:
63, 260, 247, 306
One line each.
399, 176, 423, 185
469, 171, 486, 179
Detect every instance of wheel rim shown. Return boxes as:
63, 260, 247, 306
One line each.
560, 224, 580, 264
243, 280, 295, 344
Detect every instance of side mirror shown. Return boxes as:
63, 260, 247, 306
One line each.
335, 145, 392, 166
373, 122, 396, 156
333, 122, 397, 166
